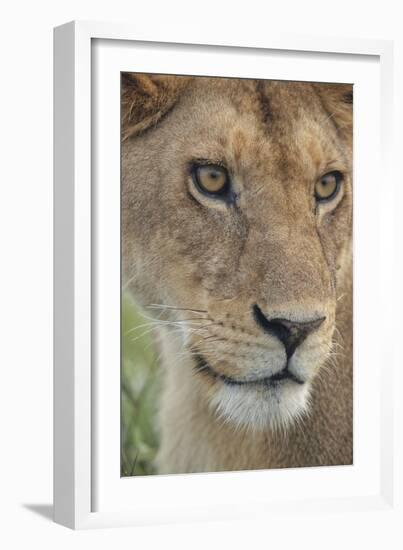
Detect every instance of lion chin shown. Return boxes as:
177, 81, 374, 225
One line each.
192, 340, 328, 432
209, 378, 312, 433
194, 354, 315, 432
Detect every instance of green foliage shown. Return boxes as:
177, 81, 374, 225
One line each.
121, 293, 161, 476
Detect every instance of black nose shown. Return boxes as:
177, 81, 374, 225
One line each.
252, 304, 326, 359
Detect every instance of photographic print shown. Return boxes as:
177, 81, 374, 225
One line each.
121, 74, 353, 477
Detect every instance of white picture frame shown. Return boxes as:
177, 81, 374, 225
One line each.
54, 20, 397, 530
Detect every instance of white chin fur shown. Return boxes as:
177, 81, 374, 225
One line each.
208, 380, 312, 433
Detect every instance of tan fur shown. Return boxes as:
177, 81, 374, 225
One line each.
122, 74, 353, 473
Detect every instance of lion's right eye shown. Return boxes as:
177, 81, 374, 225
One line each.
192, 164, 230, 197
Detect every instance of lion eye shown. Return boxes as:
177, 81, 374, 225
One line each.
192, 164, 230, 196
315, 171, 343, 202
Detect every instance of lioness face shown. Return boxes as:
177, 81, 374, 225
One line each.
123, 76, 352, 431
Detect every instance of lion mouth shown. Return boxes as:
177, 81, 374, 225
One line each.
194, 354, 305, 387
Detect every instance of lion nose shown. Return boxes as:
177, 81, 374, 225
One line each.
252, 304, 326, 359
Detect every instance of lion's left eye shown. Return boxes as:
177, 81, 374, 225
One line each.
315, 171, 343, 202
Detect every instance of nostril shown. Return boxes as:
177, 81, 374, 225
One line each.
252, 304, 291, 342
252, 304, 326, 359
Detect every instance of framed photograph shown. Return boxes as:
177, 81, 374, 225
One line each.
54, 21, 396, 529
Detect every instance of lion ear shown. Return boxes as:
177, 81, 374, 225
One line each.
314, 83, 353, 143
121, 73, 190, 140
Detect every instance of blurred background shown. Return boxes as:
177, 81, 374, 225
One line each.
121, 292, 161, 476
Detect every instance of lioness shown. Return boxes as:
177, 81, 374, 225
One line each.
122, 74, 353, 473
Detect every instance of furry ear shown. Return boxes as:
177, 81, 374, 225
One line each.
314, 83, 353, 142
121, 73, 190, 140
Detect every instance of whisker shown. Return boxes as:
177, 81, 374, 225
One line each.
122, 273, 137, 290
125, 321, 162, 335
333, 326, 345, 344
137, 308, 210, 324
129, 326, 160, 343
146, 303, 208, 314
126, 318, 214, 336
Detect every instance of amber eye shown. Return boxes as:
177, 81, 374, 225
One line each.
315, 171, 343, 202
192, 164, 230, 196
